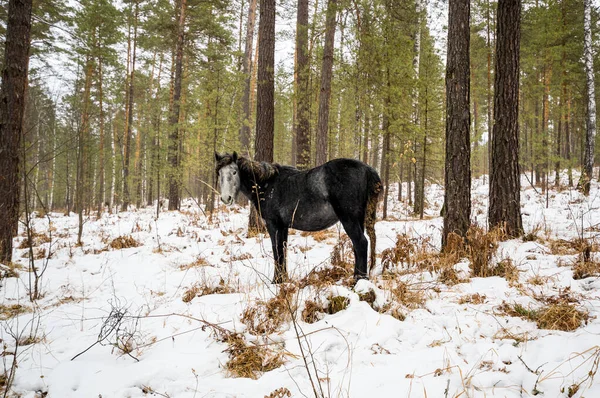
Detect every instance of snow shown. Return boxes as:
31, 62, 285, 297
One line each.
2, 173, 600, 398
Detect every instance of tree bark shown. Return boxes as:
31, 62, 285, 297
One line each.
0, 0, 32, 262
168, 0, 187, 211
122, 1, 139, 211
295, 0, 310, 169
97, 55, 105, 216
489, 0, 523, 237
315, 0, 337, 166
580, 0, 596, 195
442, 0, 471, 248
239, 0, 257, 156
249, 0, 276, 234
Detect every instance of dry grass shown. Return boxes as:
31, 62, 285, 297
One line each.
17, 335, 43, 346
299, 264, 353, 289
572, 259, 600, 279
458, 293, 487, 305
466, 225, 506, 277
536, 303, 589, 331
223, 333, 285, 379
0, 262, 23, 278
241, 284, 297, 335
301, 300, 324, 324
548, 237, 598, 256
381, 234, 436, 271
264, 387, 291, 398
299, 230, 336, 242
179, 256, 211, 270
499, 301, 589, 332
182, 278, 235, 303
18, 232, 51, 248
327, 295, 349, 314
109, 235, 141, 249
0, 304, 30, 320
383, 280, 426, 309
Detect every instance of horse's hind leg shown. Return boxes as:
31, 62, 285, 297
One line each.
338, 217, 368, 280
265, 220, 289, 283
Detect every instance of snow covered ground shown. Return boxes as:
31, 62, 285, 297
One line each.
2, 173, 600, 398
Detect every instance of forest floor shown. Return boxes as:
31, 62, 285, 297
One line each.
2, 173, 600, 398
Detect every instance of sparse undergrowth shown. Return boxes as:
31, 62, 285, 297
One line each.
109, 235, 140, 249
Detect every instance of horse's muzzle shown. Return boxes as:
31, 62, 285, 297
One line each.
221, 195, 234, 205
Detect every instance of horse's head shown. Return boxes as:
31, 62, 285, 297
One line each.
215, 152, 240, 205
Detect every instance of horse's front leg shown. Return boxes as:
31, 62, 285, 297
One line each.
266, 220, 289, 283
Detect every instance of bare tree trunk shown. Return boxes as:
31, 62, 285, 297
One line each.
123, 1, 139, 211
489, 0, 523, 237
0, 0, 32, 262
239, 0, 257, 156
168, 0, 187, 211
97, 56, 105, 216
249, 0, 276, 234
77, 57, 94, 245
442, 0, 471, 248
580, 0, 596, 195
295, 0, 311, 169
315, 0, 337, 166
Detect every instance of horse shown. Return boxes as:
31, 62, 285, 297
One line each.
215, 152, 382, 283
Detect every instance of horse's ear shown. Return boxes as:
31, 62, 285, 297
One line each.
232, 151, 238, 162
215, 152, 222, 162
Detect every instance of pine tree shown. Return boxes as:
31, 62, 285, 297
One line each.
489, 0, 523, 237
443, 0, 471, 247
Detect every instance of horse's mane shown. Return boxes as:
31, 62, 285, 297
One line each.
238, 157, 279, 182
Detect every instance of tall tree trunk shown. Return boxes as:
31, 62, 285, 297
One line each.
77, 57, 94, 245
239, 0, 257, 156
249, 0, 276, 234
295, 0, 310, 169
580, 0, 596, 195
315, 0, 337, 166
0, 0, 32, 262
489, 0, 523, 237
442, 0, 471, 248
168, 0, 187, 211
97, 56, 105, 216
486, 0, 493, 177
254, 0, 275, 162
122, 1, 139, 211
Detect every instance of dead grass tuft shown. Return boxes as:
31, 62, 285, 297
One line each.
264, 387, 291, 398
384, 281, 426, 309
300, 230, 335, 242
0, 304, 30, 320
109, 235, 141, 249
18, 232, 51, 248
17, 335, 43, 346
572, 259, 600, 279
499, 301, 589, 331
548, 237, 598, 256
241, 284, 298, 335
458, 293, 487, 305
223, 333, 285, 379
327, 295, 349, 314
299, 264, 353, 289
381, 234, 437, 272
179, 256, 211, 270
182, 279, 236, 303
536, 303, 589, 331
301, 300, 324, 324
466, 225, 506, 277
331, 235, 354, 269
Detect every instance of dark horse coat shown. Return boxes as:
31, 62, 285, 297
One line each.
215, 152, 382, 283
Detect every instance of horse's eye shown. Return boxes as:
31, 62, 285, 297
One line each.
233, 171, 237, 175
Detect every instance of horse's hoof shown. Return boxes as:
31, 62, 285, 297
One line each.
353, 274, 369, 282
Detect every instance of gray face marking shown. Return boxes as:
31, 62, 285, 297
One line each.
218, 163, 240, 205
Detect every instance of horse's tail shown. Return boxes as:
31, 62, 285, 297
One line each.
365, 168, 382, 275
